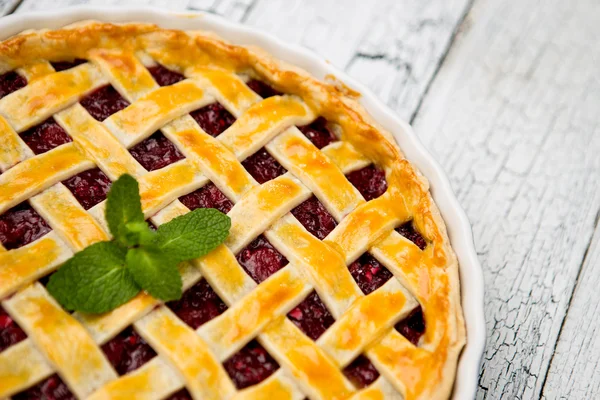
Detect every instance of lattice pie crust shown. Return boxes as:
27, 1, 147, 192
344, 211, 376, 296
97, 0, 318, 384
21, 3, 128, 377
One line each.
0, 21, 465, 400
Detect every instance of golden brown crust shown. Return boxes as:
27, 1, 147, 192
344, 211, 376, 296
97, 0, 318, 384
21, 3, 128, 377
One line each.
0, 21, 465, 400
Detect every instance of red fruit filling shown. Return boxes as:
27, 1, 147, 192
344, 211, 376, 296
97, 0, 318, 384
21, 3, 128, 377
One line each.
62, 168, 111, 210
129, 132, 185, 171
298, 117, 338, 149
236, 235, 288, 283
0, 306, 26, 352
179, 183, 233, 214
101, 326, 156, 375
395, 306, 426, 346
167, 279, 228, 330
246, 79, 281, 98
223, 340, 279, 389
242, 148, 286, 184
20, 118, 72, 155
165, 389, 193, 400
348, 253, 393, 295
147, 64, 185, 87
343, 355, 380, 388
12, 374, 74, 400
396, 221, 427, 250
291, 196, 337, 240
287, 291, 334, 341
51, 59, 86, 72
0, 71, 26, 99
80, 85, 130, 121
190, 103, 236, 138
0, 202, 51, 250
346, 165, 387, 201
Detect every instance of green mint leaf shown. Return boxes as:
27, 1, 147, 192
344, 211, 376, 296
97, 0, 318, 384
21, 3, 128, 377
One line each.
154, 208, 231, 262
126, 246, 182, 301
123, 221, 156, 246
47, 241, 140, 314
106, 174, 145, 245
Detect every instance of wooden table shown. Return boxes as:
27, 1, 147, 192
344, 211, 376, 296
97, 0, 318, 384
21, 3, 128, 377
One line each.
2, 0, 599, 398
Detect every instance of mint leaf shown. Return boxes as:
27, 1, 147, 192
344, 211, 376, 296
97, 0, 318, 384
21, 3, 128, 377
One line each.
123, 221, 156, 246
154, 208, 231, 262
47, 241, 140, 314
106, 174, 145, 245
126, 247, 182, 301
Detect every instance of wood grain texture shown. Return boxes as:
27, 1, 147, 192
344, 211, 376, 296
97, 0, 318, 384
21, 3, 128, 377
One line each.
0, 0, 20, 15
14, 0, 471, 122
242, 0, 472, 121
5, 0, 600, 398
412, 0, 600, 398
542, 222, 600, 399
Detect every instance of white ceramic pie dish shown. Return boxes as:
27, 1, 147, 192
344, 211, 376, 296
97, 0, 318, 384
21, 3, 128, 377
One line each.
0, 6, 485, 399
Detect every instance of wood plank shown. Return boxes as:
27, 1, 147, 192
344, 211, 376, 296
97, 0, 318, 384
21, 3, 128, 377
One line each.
541, 220, 600, 399
411, 0, 600, 398
14, 0, 472, 122
243, 0, 472, 121
14, 0, 258, 22
15, 0, 193, 13
0, 0, 20, 16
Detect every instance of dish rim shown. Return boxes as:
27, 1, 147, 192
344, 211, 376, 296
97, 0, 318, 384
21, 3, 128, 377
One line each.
0, 5, 486, 399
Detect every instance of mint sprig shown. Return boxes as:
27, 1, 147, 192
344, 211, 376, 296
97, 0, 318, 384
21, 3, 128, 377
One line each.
47, 174, 231, 314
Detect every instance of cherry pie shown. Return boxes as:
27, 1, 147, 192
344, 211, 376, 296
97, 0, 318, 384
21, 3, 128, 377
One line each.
0, 21, 465, 400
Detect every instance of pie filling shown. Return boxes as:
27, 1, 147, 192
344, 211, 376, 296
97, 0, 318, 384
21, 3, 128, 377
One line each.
0, 306, 26, 352
62, 168, 112, 210
20, 118, 72, 155
0, 202, 51, 250
101, 326, 157, 376
0, 69, 429, 394
129, 131, 185, 172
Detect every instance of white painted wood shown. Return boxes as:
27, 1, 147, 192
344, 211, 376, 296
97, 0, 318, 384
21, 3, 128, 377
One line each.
5, 0, 600, 398
0, 0, 20, 16
242, 0, 472, 121
14, 0, 471, 121
412, 0, 600, 398
542, 222, 600, 399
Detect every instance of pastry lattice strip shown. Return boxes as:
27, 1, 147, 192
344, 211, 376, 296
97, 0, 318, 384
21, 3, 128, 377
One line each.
0, 42, 449, 400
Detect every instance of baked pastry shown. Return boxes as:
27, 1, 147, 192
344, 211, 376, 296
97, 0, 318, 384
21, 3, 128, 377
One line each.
0, 21, 465, 400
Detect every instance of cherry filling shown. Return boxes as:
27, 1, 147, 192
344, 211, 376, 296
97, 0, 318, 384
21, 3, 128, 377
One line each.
0, 70, 26, 99
395, 306, 426, 346
147, 64, 185, 87
62, 168, 111, 210
246, 79, 282, 99
298, 117, 338, 149
167, 279, 227, 330
101, 326, 156, 375
348, 253, 393, 295
0, 306, 26, 352
179, 183, 233, 214
190, 103, 236, 138
129, 132, 185, 171
346, 165, 387, 201
51, 59, 86, 72
287, 291, 334, 341
80, 85, 130, 121
348, 253, 426, 344
165, 389, 193, 400
236, 235, 288, 283
242, 149, 287, 184
0, 202, 51, 250
343, 355, 380, 388
396, 221, 427, 250
291, 196, 337, 240
223, 339, 279, 389
20, 118, 72, 155
12, 374, 75, 400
